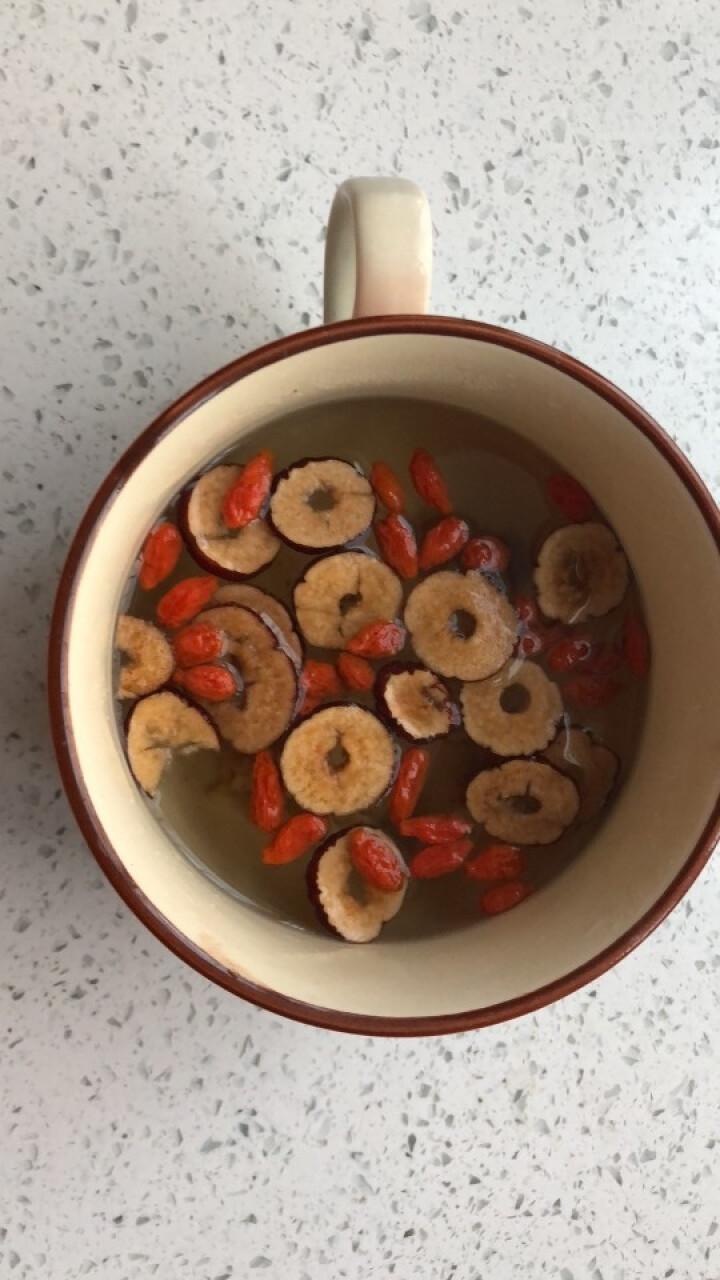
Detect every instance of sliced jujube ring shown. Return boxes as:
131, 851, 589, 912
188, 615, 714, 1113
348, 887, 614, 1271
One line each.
126, 690, 219, 796
543, 726, 619, 822
179, 464, 280, 580
375, 662, 459, 742
269, 457, 375, 553
196, 604, 299, 753
293, 550, 402, 649
212, 582, 303, 668
466, 759, 579, 845
115, 615, 173, 699
280, 704, 396, 816
307, 828, 407, 943
404, 570, 517, 682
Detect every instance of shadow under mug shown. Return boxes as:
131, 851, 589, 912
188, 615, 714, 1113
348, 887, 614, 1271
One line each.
49, 178, 720, 1036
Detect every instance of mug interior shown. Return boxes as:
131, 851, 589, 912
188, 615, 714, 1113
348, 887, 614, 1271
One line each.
54, 323, 720, 1030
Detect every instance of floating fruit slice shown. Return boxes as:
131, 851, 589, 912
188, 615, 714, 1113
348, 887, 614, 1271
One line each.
404, 570, 517, 681
466, 759, 579, 845
543, 726, 619, 823
307, 828, 407, 942
213, 582, 303, 666
280, 704, 396, 816
293, 550, 403, 649
461, 659, 562, 756
196, 604, 298, 753
269, 457, 375, 552
376, 662, 458, 742
348, 827, 407, 892
125, 690, 219, 796
115, 615, 174, 699
179, 465, 280, 580
534, 522, 628, 623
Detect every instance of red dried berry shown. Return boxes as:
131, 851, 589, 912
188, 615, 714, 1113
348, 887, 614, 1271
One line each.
514, 595, 540, 627
349, 828, 407, 893
564, 673, 623, 707
399, 815, 473, 844
479, 881, 533, 915
584, 642, 622, 678
546, 635, 594, 673
157, 575, 218, 628
465, 844, 525, 882
336, 652, 375, 692
346, 620, 405, 659
517, 628, 546, 658
409, 448, 452, 515
409, 839, 473, 879
173, 664, 236, 702
302, 660, 343, 698
621, 615, 651, 678
545, 472, 594, 522
172, 621, 226, 668
250, 750, 285, 833
374, 514, 418, 580
222, 449, 274, 529
461, 536, 511, 574
262, 813, 328, 865
139, 522, 182, 591
418, 516, 469, 571
370, 461, 405, 514
387, 748, 430, 826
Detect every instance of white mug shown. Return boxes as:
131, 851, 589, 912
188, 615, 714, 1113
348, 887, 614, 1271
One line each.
50, 178, 720, 1035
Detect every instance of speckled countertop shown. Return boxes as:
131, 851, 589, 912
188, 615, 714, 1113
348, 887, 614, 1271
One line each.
2, 2, 719, 1277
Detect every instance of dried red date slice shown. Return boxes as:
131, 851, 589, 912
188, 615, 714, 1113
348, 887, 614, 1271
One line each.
213, 582, 303, 667
466, 759, 579, 845
534, 523, 628, 623
307, 828, 407, 942
179, 465, 280, 580
115, 615, 173, 699
461, 660, 562, 756
196, 605, 298, 753
543, 727, 619, 823
293, 550, 402, 649
269, 457, 375, 552
280, 704, 396, 816
125, 690, 219, 796
404, 570, 517, 681
376, 662, 458, 742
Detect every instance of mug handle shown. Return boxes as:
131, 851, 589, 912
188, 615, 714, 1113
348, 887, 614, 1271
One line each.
324, 177, 433, 322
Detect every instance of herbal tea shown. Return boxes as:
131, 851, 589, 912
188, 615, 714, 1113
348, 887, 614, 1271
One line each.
115, 397, 649, 943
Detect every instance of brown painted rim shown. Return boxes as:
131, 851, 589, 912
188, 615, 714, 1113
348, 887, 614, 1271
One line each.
48, 316, 720, 1037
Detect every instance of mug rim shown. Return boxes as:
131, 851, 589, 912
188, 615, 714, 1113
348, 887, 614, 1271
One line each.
48, 315, 720, 1037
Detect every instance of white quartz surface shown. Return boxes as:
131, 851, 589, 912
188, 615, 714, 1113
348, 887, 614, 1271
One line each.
2, 1, 719, 1276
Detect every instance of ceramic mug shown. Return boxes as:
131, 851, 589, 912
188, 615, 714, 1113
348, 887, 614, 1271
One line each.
49, 177, 720, 1036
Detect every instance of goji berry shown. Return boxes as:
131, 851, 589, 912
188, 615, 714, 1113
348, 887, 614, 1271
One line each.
545, 472, 594, 522
370, 461, 405, 514
546, 634, 594, 672
250, 750, 285, 832
418, 516, 469, 571
349, 828, 407, 893
621, 614, 651, 678
584, 642, 622, 678
346, 620, 405, 658
517, 628, 546, 658
262, 813, 328, 865
374, 514, 418, 579
409, 839, 473, 879
479, 881, 533, 915
564, 673, 623, 707
139, 522, 182, 591
461, 536, 511, 574
222, 449, 274, 529
388, 748, 430, 826
173, 663, 236, 702
409, 448, 452, 515
465, 844, 525, 882
399, 815, 473, 843
302, 660, 343, 699
514, 595, 540, 627
172, 621, 226, 668
337, 652, 375, 692
157, 575, 218, 628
